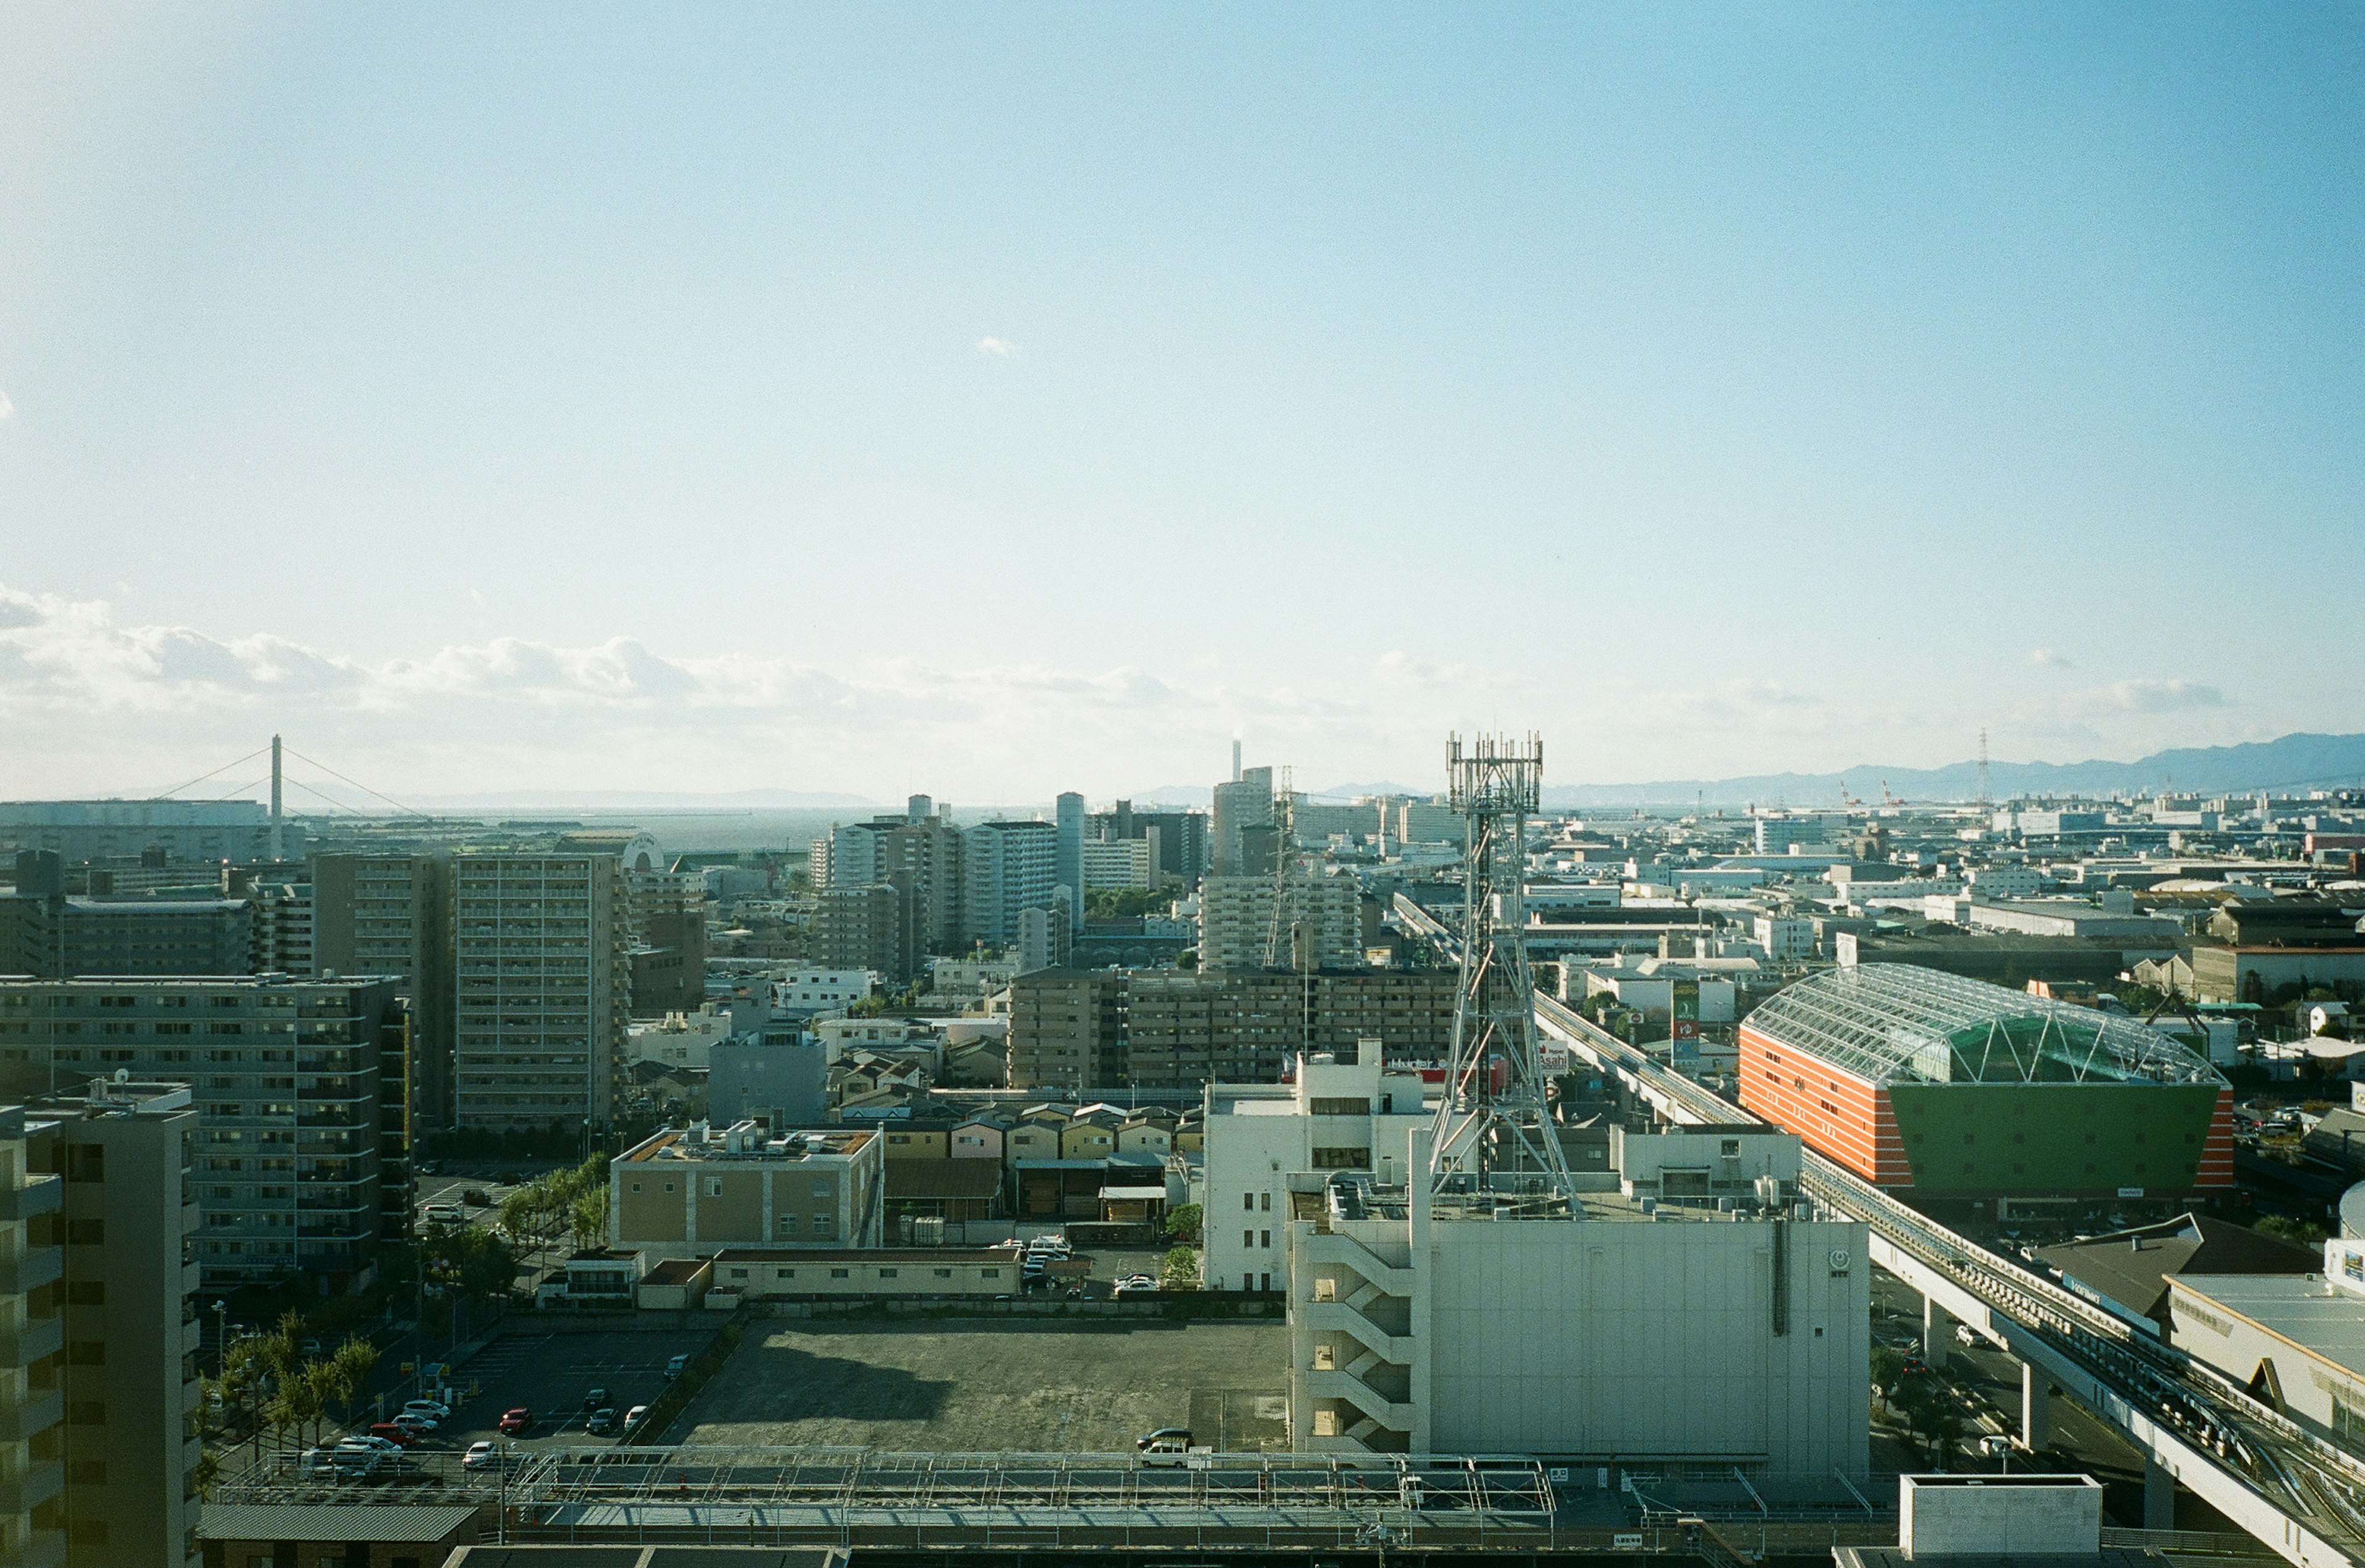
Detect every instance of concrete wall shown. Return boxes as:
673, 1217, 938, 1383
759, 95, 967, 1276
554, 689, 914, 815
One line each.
1899, 1474, 2101, 1556
1426, 1216, 1869, 1474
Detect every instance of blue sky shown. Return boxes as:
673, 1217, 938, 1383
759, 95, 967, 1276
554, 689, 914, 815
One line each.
2, 4, 2359, 803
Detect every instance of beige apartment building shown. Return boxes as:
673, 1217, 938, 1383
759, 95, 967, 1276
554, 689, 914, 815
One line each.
610, 1121, 883, 1261
450, 852, 628, 1133
2, 1077, 201, 1568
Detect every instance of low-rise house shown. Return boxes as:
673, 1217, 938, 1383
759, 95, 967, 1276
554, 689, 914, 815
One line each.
878, 1118, 955, 1160
950, 1114, 1009, 1160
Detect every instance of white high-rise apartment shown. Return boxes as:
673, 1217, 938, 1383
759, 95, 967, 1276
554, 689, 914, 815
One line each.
451, 854, 627, 1133
961, 820, 1057, 947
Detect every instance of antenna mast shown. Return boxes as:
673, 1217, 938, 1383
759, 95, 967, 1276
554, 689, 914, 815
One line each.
1976, 729, 1992, 813
1429, 733, 1572, 1206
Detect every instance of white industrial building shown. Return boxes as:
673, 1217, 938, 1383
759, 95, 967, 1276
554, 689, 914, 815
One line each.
770, 967, 879, 1014
1276, 1128, 1868, 1472
1202, 1044, 1431, 1293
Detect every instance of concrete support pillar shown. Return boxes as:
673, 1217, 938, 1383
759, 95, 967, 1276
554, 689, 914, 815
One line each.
2143, 1457, 2176, 1531
1923, 1295, 1954, 1370
2019, 1360, 2050, 1452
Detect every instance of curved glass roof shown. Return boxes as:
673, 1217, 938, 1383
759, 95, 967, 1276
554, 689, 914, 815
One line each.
1745, 964, 2224, 1088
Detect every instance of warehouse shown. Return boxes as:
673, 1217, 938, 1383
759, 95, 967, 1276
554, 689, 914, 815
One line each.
1737, 964, 2233, 1201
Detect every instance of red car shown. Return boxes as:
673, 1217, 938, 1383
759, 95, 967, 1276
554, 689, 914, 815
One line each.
366, 1421, 419, 1447
498, 1407, 532, 1436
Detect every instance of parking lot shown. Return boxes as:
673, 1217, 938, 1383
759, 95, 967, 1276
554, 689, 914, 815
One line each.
664, 1317, 1289, 1453
432, 1324, 724, 1453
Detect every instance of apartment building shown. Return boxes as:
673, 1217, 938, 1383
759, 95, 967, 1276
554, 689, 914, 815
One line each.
0, 1102, 65, 1568
812, 883, 913, 982
961, 820, 1059, 947
313, 852, 456, 1128
450, 852, 628, 1134
610, 1121, 884, 1261
1197, 873, 1363, 972
3, 853, 254, 979
0, 977, 404, 1290
245, 877, 315, 976
1007, 968, 1458, 1089
23, 1080, 202, 1567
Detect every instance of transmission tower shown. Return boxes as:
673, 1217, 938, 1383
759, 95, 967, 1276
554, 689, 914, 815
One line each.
1264, 766, 1298, 970
1263, 767, 1320, 1054
1429, 733, 1574, 1206
1976, 729, 1992, 812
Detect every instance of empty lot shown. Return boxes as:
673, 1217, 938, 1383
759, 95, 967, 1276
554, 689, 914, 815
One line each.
665, 1317, 1289, 1453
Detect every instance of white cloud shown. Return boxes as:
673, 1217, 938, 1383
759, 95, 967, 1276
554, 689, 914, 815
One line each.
2096, 677, 2225, 714
0, 578, 1384, 798
0, 390, 14, 419
2027, 649, 2071, 668
974, 336, 1017, 358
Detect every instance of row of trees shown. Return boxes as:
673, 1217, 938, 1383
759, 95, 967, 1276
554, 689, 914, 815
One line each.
496, 1152, 614, 1255
206, 1311, 381, 1463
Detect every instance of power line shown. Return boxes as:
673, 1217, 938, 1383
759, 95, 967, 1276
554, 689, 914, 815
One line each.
281, 774, 371, 818
283, 746, 435, 820
147, 746, 270, 801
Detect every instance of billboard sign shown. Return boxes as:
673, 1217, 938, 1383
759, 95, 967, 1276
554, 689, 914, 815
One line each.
1670, 980, 1700, 1066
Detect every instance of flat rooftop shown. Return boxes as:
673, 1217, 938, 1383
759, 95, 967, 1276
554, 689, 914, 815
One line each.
2172, 1273, 2365, 1378
625, 1126, 874, 1163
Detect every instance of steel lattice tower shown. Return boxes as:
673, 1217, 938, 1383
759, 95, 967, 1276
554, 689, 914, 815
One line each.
1428, 733, 1574, 1203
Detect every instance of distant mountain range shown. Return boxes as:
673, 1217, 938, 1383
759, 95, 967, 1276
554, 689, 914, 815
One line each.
1539, 731, 2365, 809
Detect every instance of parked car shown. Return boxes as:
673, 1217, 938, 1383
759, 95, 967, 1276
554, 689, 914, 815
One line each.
390, 1411, 439, 1434
1136, 1427, 1193, 1453
338, 1435, 403, 1454
364, 1425, 418, 1448
463, 1187, 492, 1207
586, 1407, 618, 1436
624, 1404, 649, 1431
329, 1449, 382, 1477
422, 1203, 466, 1226
463, 1441, 501, 1471
1954, 1324, 1979, 1349
1113, 1276, 1158, 1297
499, 1407, 533, 1436
299, 1338, 323, 1358
666, 1353, 690, 1380
402, 1398, 453, 1420
583, 1388, 611, 1413
299, 1447, 341, 1476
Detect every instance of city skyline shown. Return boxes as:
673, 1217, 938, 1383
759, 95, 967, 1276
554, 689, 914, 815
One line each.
5, 6, 2361, 798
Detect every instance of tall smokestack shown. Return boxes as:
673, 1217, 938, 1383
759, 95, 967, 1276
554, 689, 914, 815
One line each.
1231, 738, 1242, 783
269, 733, 284, 862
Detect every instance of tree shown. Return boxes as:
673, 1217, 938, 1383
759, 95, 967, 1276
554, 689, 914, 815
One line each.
425, 1224, 525, 1304
1160, 1246, 1202, 1290
572, 1186, 612, 1251
1871, 1347, 1904, 1410
1163, 1203, 1203, 1248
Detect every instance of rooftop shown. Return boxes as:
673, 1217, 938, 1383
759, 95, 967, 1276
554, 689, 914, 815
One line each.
1745, 963, 2224, 1088
623, 1123, 873, 1163
2170, 1272, 2365, 1381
